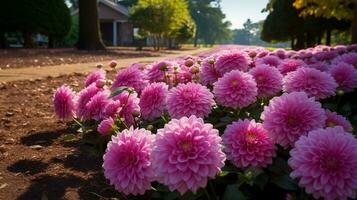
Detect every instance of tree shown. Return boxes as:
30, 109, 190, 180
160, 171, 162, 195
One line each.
130, 0, 194, 50
0, 0, 71, 48
293, 0, 357, 43
189, 0, 232, 46
77, 0, 105, 50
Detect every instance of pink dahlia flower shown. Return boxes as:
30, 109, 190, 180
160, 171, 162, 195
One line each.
97, 117, 115, 135
313, 50, 338, 61
53, 85, 76, 119
113, 91, 140, 126
325, 110, 353, 132
278, 59, 306, 75
86, 90, 110, 121
283, 67, 338, 100
261, 92, 326, 147
151, 116, 225, 194
249, 64, 283, 98
147, 61, 174, 82
222, 119, 276, 168
213, 70, 257, 109
332, 52, 357, 68
272, 48, 287, 59
255, 55, 281, 67
199, 57, 220, 86
167, 83, 214, 118
329, 62, 357, 92
139, 83, 168, 120
103, 127, 154, 195
215, 51, 250, 75
288, 127, 357, 200
102, 100, 121, 119
85, 69, 106, 87
109, 60, 117, 68
111, 66, 149, 94
76, 84, 101, 120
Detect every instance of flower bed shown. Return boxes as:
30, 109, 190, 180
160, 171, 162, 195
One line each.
53, 45, 357, 199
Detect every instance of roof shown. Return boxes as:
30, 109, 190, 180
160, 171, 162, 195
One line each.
71, 0, 129, 16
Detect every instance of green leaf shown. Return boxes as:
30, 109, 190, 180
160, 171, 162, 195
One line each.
268, 157, 290, 174
109, 86, 129, 98
223, 184, 246, 200
254, 173, 269, 190
272, 174, 298, 191
62, 134, 77, 143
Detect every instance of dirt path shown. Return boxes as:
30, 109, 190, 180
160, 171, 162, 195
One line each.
0, 48, 210, 82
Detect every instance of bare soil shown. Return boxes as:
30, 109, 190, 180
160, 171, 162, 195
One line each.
0, 72, 125, 200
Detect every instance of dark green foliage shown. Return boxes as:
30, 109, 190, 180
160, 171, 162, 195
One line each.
0, 0, 71, 47
261, 0, 351, 49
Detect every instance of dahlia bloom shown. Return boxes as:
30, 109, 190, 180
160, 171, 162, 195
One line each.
103, 127, 154, 195
249, 64, 283, 98
151, 116, 225, 194
167, 83, 214, 118
325, 110, 353, 132
222, 119, 275, 168
333, 45, 347, 54
272, 48, 286, 59
147, 61, 173, 82
109, 60, 117, 68
313, 50, 337, 61
278, 59, 306, 75
215, 51, 250, 75
213, 70, 257, 109
112, 91, 140, 126
97, 117, 115, 135
289, 127, 357, 200
111, 66, 149, 94
139, 83, 168, 120
199, 57, 220, 86
85, 69, 106, 87
329, 62, 357, 92
76, 84, 101, 120
261, 92, 326, 147
332, 52, 357, 68
53, 85, 76, 119
102, 100, 121, 119
283, 67, 338, 100
306, 60, 329, 72
255, 55, 281, 67
86, 90, 110, 121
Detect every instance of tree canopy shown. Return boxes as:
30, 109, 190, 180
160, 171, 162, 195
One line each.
130, 0, 195, 49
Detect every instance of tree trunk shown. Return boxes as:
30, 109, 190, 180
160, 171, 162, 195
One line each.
317, 34, 322, 45
23, 31, 35, 48
326, 29, 331, 46
0, 32, 7, 48
48, 35, 54, 48
77, 0, 105, 50
194, 30, 198, 47
352, 0, 357, 43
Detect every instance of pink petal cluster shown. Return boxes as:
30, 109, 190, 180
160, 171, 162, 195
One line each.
249, 64, 283, 98
278, 59, 306, 75
222, 119, 275, 168
283, 67, 337, 100
85, 90, 110, 121
139, 83, 168, 120
147, 61, 173, 82
289, 127, 357, 200
199, 57, 220, 86
215, 51, 250, 75
85, 69, 106, 87
53, 85, 76, 119
329, 62, 357, 92
332, 52, 357, 68
151, 116, 225, 194
76, 84, 101, 120
324, 110, 353, 132
255, 55, 281, 67
261, 92, 326, 147
111, 66, 149, 93
97, 117, 115, 135
213, 70, 257, 109
103, 127, 154, 195
167, 83, 214, 118
102, 100, 121, 119
112, 91, 140, 126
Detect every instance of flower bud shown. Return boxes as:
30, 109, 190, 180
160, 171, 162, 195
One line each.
109, 60, 117, 68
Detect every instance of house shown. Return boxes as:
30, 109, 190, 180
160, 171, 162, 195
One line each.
72, 0, 134, 46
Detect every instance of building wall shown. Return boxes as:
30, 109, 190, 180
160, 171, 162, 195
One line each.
98, 3, 127, 21
118, 22, 133, 45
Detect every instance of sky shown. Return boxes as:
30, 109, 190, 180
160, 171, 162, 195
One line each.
220, 0, 269, 29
